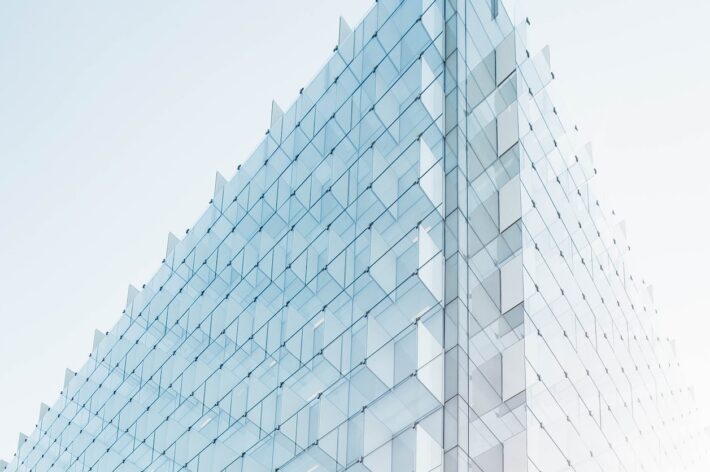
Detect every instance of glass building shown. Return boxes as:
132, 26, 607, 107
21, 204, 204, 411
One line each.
3, 0, 707, 471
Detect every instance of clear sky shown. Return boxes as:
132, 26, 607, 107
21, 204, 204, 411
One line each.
0, 0, 708, 462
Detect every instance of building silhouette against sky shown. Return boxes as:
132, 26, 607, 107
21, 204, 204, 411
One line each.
2, 0, 707, 471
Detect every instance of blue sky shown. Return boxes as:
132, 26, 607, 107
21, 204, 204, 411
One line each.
1, 0, 709, 461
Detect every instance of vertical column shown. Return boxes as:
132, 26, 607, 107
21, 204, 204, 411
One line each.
442, 0, 528, 471
442, 0, 471, 470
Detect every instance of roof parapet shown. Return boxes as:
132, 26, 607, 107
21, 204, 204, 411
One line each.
166, 232, 180, 259
338, 16, 352, 45
126, 284, 139, 307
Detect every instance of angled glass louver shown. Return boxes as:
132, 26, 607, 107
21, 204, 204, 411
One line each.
3, 0, 708, 471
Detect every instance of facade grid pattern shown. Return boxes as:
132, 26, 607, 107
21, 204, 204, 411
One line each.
2, 0, 707, 471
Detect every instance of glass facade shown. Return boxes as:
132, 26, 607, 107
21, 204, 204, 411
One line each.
3, 0, 707, 471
